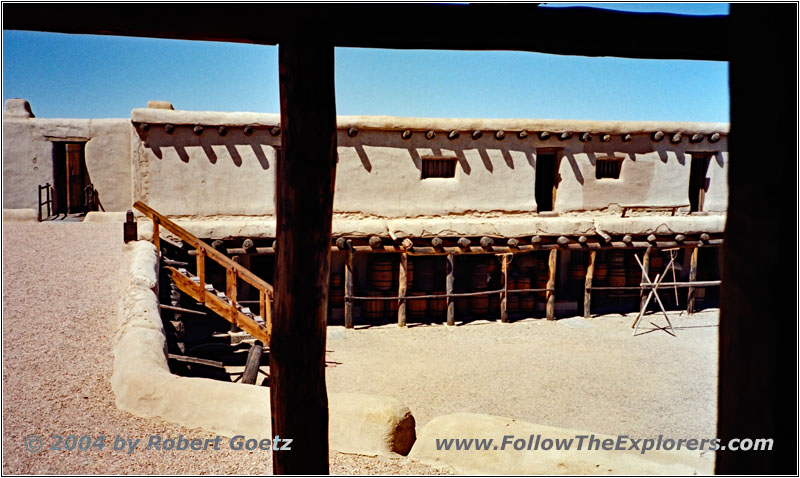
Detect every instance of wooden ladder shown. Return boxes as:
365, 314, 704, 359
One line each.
133, 201, 272, 344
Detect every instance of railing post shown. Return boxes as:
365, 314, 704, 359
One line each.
584, 250, 596, 318
398, 252, 408, 327
344, 241, 354, 329
446, 253, 455, 326
546, 248, 557, 320
501, 254, 509, 323
640, 247, 651, 312
227, 268, 238, 324
37, 185, 42, 222
196, 248, 206, 302
152, 217, 160, 253
687, 246, 698, 314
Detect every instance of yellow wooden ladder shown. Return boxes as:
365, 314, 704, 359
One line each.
133, 201, 272, 344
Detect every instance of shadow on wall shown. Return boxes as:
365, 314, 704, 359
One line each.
136, 126, 275, 170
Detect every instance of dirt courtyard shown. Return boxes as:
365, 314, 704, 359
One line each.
326, 310, 718, 441
2, 221, 718, 474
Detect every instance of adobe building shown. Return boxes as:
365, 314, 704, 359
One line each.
3, 98, 728, 325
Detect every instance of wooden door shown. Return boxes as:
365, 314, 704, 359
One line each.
65, 143, 85, 213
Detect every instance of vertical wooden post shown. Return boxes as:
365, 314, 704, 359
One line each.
227, 268, 238, 325
500, 254, 509, 323
640, 247, 651, 312
398, 252, 408, 327
344, 243, 354, 329
687, 246, 698, 314
196, 248, 206, 301
271, 41, 335, 475
584, 250, 596, 318
546, 248, 557, 320
446, 253, 455, 326
152, 218, 160, 253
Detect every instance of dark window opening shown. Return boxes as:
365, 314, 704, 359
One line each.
595, 158, 623, 179
689, 154, 711, 212
52, 142, 89, 215
421, 157, 457, 179
535, 151, 558, 212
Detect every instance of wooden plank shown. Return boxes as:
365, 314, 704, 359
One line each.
500, 254, 509, 323
195, 248, 206, 303
168, 353, 225, 369
152, 218, 160, 253
584, 250, 596, 318
133, 201, 273, 294
2, 4, 730, 61
270, 41, 335, 475
640, 247, 651, 311
687, 246, 698, 314
344, 245, 354, 329
398, 252, 408, 327
546, 248, 557, 320
446, 253, 455, 326
159, 304, 206, 316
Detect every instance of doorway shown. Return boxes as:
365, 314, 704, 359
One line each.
689, 154, 711, 212
535, 151, 558, 212
52, 142, 88, 214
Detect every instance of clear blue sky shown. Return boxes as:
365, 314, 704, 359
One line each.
2, 3, 729, 122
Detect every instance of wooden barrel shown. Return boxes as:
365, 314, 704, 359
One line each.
385, 290, 398, 319
608, 268, 626, 287
428, 290, 447, 319
608, 250, 625, 268
408, 291, 428, 320
470, 292, 489, 317
489, 292, 500, 315
392, 259, 414, 289
369, 258, 393, 290
506, 277, 519, 313
473, 263, 490, 290
649, 253, 664, 273
413, 258, 435, 291
455, 296, 470, 318
364, 290, 384, 319
594, 262, 608, 282
515, 276, 535, 314
329, 287, 345, 308
331, 272, 343, 288
626, 260, 641, 287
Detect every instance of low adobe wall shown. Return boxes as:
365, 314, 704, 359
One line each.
113, 240, 416, 456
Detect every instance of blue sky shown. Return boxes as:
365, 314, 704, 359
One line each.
2, 3, 729, 122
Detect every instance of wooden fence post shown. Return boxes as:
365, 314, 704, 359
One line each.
398, 252, 408, 327
446, 253, 455, 326
501, 254, 509, 323
546, 248, 557, 320
344, 243, 354, 329
584, 250, 596, 318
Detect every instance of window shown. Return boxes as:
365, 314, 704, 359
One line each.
689, 154, 711, 212
421, 157, 457, 179
595, 158, 623, 179
535, 151, 558, 212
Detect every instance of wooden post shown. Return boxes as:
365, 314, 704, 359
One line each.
546, 248, 557, 320
196, 248, 205, 301
500, 254, 509, 323
344, 243, 354, 329
271, 41, 336, 475
398, 252, 408, 327
152, 218, 160, 253
584, 250, 596, 318
640, 247, 651, 312
687, 246, 698, 314
446, 253, 455, 326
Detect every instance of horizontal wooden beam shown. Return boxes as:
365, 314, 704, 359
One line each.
2, 4, 729, 61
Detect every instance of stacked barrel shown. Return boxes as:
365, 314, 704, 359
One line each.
516, 273, 535, 315
365, 256, 393, 320
592, 252, 608, 307
470, 261, 490, 318
329, 272, 345, 323
608, 250, 627, 303
569, 251, 588, 301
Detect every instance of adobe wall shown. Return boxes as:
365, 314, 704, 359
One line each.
131, 106, 729, 219
2, 99, 132, 212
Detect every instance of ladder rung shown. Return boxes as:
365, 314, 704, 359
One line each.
178, 267, 188, 275
204, 283, 215, 291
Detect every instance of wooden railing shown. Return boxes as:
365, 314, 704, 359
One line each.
133, 201, 272, 343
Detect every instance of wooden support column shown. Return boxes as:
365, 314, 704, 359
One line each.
398, 252, 408, 327
446, 253, 455, 326
546, 248, 557, 320
271, 41, 336, 475
640, 247, 651, 312
500, 254, 509, 323
687, 246, 698, 314
344, 243, 354, 329
584, 250, 596, 318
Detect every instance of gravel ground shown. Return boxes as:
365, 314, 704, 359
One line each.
326, 309, 719, 440
2, 222, 448, 475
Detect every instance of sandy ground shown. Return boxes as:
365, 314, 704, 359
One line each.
326, 310, 719, 441
2, 221, 718, 474
2, 222, 446, 475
